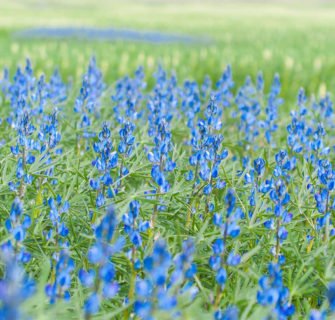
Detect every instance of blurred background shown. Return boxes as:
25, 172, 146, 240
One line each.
0, 0, 335, 101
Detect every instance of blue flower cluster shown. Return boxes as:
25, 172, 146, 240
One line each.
79, 205, 124, 316
187, 95, 228, 214
0, 251, 35, 319
90, 123, 118, 207
134, 238, 197, 319
257, 263, 295, 319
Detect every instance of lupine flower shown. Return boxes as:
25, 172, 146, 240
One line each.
38, 110, 62, 184
45, 195, 70, 240
201, 75, 212, 99
262, 74, 282, 144
134, 239, 176, 319
287, 88, 310, 154
146, 73, 177, 224
147, 66, 178, 130
148, 118, 176, 193
118, 120, 136, 187
74, 57, 104, 118
262, 177, 293, 261
210, 190, 242, 317
16, 27, 200, 43
90, 123, 118, 207
327, 281, 335, 312
214, 305, 239, 320
79, 205, 124, 316
0, 252, 35, 320
311, 160, 335, 234
245, 157, 266, 208
48, 68, 68, 104
312, 94, 334, 140
0, 67, 10, 97
187, 96, 227, 213
111, 66, 145, 124
214, 65, 234, 108
257, 263, 295, 319
4, 198, 31, 263
210, 190, 242, 290
7, 59, 35, 119
74, 57, 105, 146
6, 60, 67, 194
146, 67, 178, 198
123, 200, 149, 249
235, 76, 261, 146
309, 309, 326, 320
287, 89, 330, 169
170, 238, 198, 296
9, 111, 38, 194
45, 249, 74, 303
180, 80, 201, 128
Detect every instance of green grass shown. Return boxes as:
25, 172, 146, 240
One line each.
0, 0, 335, 101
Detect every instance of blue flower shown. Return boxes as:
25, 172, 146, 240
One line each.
210, 190, 241, 296
254, 158, 266, 177
262, 74, 282, 144
84, 292, 100, 315
309, 310, 326, 320
91, 123, 119, 206
171, 238, 197, 287
5, 198, 31, 263
111, 67, 145, 124
0, 251, 35, 319
45, 249, 74, 303
257, 263, 295, 319
74, 57, 105, 131
235, 76, 261, 146
134, 238, 197, 319
214, 305, 239, 320
79, 205, 123, 316
46, 196, 69, 239
327, 281, 335, 312
123, 200, 149, 248
214, 65, 234, 108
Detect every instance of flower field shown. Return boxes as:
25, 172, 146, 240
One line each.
0, 56, 335, 320
2, 1, 335, 320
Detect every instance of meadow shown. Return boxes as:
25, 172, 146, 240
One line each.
1, 1, 335, 319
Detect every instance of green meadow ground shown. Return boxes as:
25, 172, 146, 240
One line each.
0, 0, 335, 101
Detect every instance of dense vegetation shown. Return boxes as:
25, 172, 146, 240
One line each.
2, 1, 335, 319
0, 56, 335, 319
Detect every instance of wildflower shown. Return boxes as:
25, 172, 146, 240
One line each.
79, 205, 124, 316
327, 281, 335, 312
214, 65, 234, 108
123, 200, 149, 249
263, 74, 282, 144
309, 310, 326, 320
0, 252, 35, 320
235, 76, 261, 146
257, 263, 295, 319
111, 67, 145, 124
134, 239, 176, 319
210, 190, 242, 310
214, 305, 239, 320
4, 198, 31, 263
45, 249, 74, 303
46, 195, 70, 240
90, 123, 118, 207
